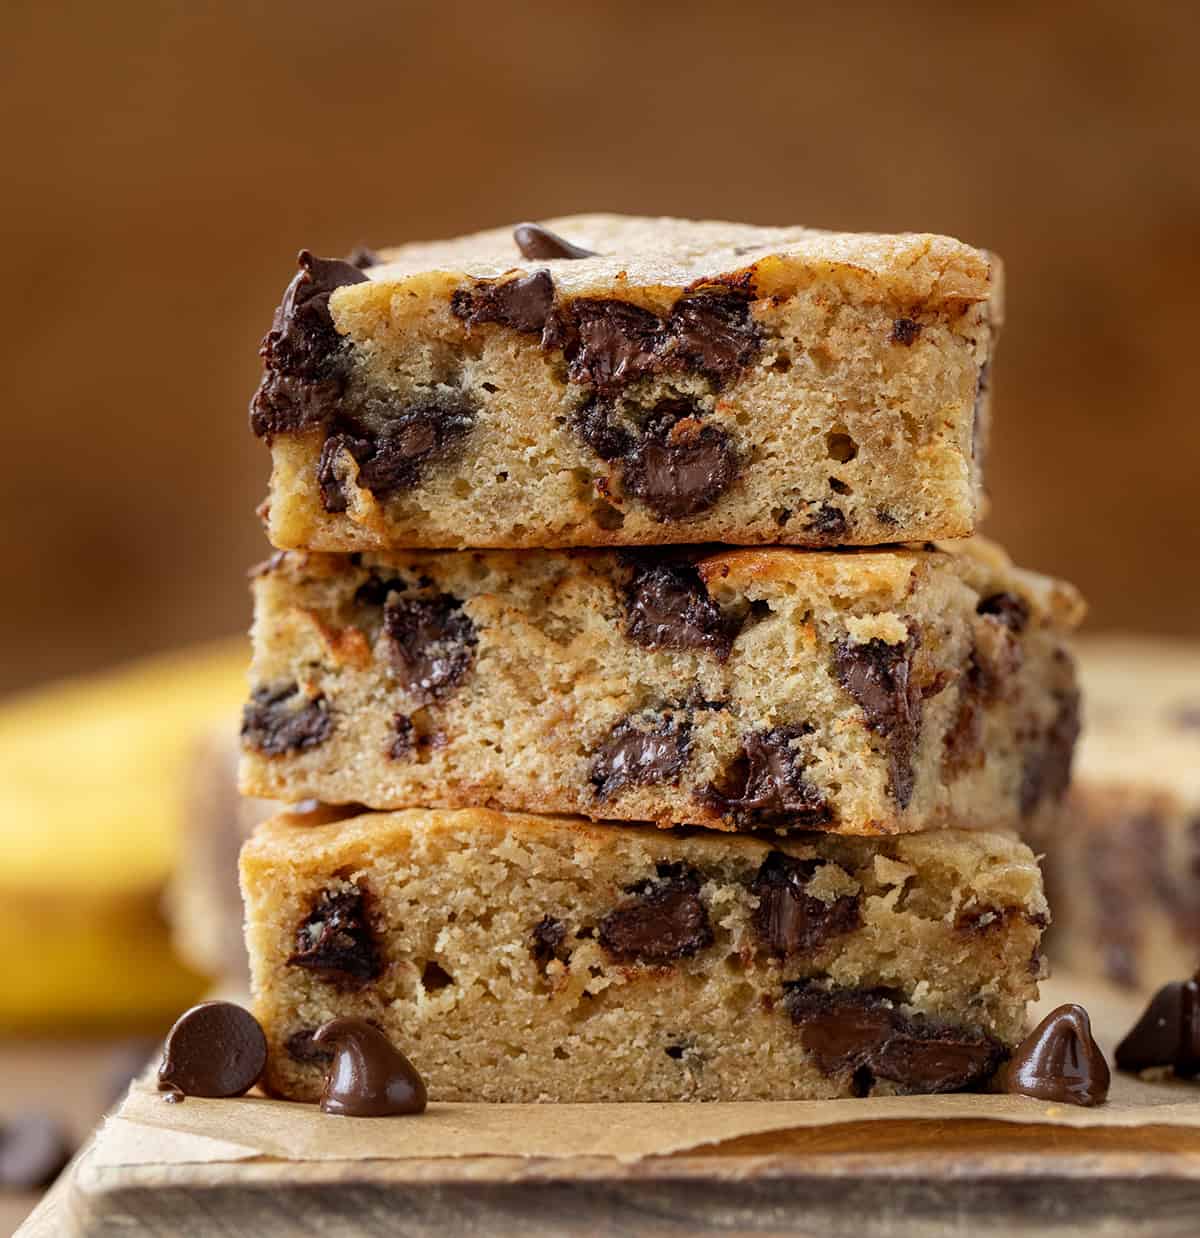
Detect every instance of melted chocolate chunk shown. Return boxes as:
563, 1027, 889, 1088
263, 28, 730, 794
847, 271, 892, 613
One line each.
590, 713, 691, 800
570, 395, 637, 461
317, 397, 476, 511
751, 852, 861, 955
784, 985, 1005, 1093
544, 290, 760, 394
312, 1018, 427, 1117
382, 593, 477, 703
834, 634, 923, 808
622, 414, 739, 520
250, 251, 369, 439
513, 222, 596, 261
890, 318, 922, 346
530, 916, 569, 965
708, 726, 830, 826
1019, 688, 1081, 818
977, 591, 1030, 633
806, 503, 848, 540
623, 559, 734, 659
157, 1002, 268, 1100
0, 1114, 73, 1189
668, 291, 763, 383
599, 862, 713, 963
289, 887, 382, 984
451, 269, 555, 334
1115, 971, 1200, 1077
241, 682, 332, 756
998, 1004, 1110, 1106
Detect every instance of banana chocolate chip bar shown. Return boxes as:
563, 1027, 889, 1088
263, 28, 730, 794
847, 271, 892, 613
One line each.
240, 538, 1083, 837
250, 215, 1001, 551
242, 807, 1046, 1103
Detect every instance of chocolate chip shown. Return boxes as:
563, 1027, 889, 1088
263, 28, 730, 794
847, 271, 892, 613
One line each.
513, 222, 596, 261
289, 887, 382, 984
1116, 970, 1200, 1077
383, 593, 477, 703
354, 570, 408, 607
250, 251, 369, 440
622, 414, 739, 520
623, 559, 735, 660
1019, 687, 1081, 817
997, 1004, 1109, 1106
544, 298, 663, 392
347, 245, 380, 269
157, 1002, 268, 1100
834, 634, 922, 808
544, 290, 760, 394
317, 397, 476, 510
806, 503, 848, 540
530, 916, 568, 965
0, 1114, 73, 1189
599, 862, 713, 964
388, 713, 415, 759
890, 318, 922, 346
312, 1018, 427, 1117
589, 713, 691, 800
942, 651, 987, 780
241, 682, 333, 756
452, 269, 555, 334
708, 726, 831, 826
784, 985, 1005, 1093
286, 1027, 336, 1066
977, 592, 1030, 633
667, 291, 763, 384
751, 852, 860, 955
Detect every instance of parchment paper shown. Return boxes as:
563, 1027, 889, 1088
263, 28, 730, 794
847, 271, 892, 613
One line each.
89, 973, 1200, 1169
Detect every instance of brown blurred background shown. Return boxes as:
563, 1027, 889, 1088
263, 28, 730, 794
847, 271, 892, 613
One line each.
2, 0, 1197, 695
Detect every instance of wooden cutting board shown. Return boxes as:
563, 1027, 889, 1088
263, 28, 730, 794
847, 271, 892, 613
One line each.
16, 1115, 1200, 1238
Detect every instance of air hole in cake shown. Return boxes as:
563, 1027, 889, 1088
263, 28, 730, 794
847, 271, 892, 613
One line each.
825, 430, 858, 463
421, 961, 455, 992
771, 507, 792, 527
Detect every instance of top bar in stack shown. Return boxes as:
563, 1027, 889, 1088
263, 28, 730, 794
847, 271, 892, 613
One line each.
250, 215, 1001, 551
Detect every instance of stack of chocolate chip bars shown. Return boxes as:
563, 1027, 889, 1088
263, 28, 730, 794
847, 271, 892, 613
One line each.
238, 216, 1084, 1102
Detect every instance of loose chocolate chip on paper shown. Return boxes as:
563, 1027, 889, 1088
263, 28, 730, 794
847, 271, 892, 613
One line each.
289, 887, 383, 984
157, 1002, 268, 1100
599, 862, 714, 964
997, 1003, 1110, 1106
513, 222, 596, 260
623, 559, 735, 659
312, 1018, 428, 1117
708, 726, 830, 826
241, 682, 333, 756
383, 593, 478, 703
1115, 970, 1200, 1077
589, 713, 691, 800
751, 852, 860, 955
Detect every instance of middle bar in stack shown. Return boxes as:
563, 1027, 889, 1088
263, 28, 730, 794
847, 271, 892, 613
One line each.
241, 539, 1082, 836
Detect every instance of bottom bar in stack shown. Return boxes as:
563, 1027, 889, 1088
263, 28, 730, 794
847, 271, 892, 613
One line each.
242, 807, 1047, 1102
